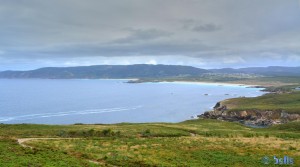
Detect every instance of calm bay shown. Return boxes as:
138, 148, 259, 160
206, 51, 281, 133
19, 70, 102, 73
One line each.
0, 79, 264, 124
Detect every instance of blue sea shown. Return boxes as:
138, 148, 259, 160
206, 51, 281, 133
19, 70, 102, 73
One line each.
0, 79, 264, 124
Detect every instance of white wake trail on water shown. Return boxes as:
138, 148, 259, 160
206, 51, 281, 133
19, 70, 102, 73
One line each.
0, 106, 142, 122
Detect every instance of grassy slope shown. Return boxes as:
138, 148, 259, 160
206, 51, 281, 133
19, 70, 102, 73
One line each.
0, 120, 299, 166
0, 138, 98, 167
222, 91, 300, 114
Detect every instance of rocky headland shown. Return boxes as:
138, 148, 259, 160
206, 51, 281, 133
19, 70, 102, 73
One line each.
198, 101, 300, 127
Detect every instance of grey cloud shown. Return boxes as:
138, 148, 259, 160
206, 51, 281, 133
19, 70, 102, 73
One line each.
34, 39, 219, 58
181, 19, 222, 32
114, 28, 173, 43
0, 0, 300, 70
191, 24, 222, 32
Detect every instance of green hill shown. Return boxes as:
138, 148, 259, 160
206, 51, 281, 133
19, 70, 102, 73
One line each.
223, 91, 300, 114
0, 119, 299, 166
1, 65, 300, 79
0, 64, 208, 79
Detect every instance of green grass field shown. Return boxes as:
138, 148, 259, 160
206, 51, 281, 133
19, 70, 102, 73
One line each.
222, 91, 300, 114
1, 119, 299, 166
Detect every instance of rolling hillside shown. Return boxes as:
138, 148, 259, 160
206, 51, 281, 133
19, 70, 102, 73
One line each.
1, 65, 300, 79
0, 64, 208, 79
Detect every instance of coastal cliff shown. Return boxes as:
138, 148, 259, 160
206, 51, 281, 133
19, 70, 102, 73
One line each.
199, 100, 300, 126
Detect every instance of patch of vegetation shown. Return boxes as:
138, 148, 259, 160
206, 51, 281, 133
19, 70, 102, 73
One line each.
268, 121, 300, 132
0, 138, 97, 167
0, 119, 299, 166
57, 128, 121, 138
223, 91, 300, 114
262, 84, 300, 93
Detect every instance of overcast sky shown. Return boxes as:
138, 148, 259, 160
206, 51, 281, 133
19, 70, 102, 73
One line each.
0, 0, 300, 70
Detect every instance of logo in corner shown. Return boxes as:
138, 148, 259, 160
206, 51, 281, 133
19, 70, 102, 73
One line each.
261, 156, 270, 164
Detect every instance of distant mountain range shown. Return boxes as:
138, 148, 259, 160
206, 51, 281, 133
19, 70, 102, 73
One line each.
0, 64, 300, 79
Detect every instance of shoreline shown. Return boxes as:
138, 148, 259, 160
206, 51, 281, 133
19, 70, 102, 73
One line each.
127, 78, 267, 88
156, 80, 260, 87
2, 78, 263, 88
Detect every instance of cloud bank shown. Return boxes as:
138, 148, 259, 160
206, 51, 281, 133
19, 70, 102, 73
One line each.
0, 0, 300, 70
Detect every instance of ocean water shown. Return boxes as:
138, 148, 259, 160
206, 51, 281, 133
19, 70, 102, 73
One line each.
0, 79, 264, 124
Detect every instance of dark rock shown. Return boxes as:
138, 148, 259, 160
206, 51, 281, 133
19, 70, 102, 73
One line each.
198, 101, 300, 127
